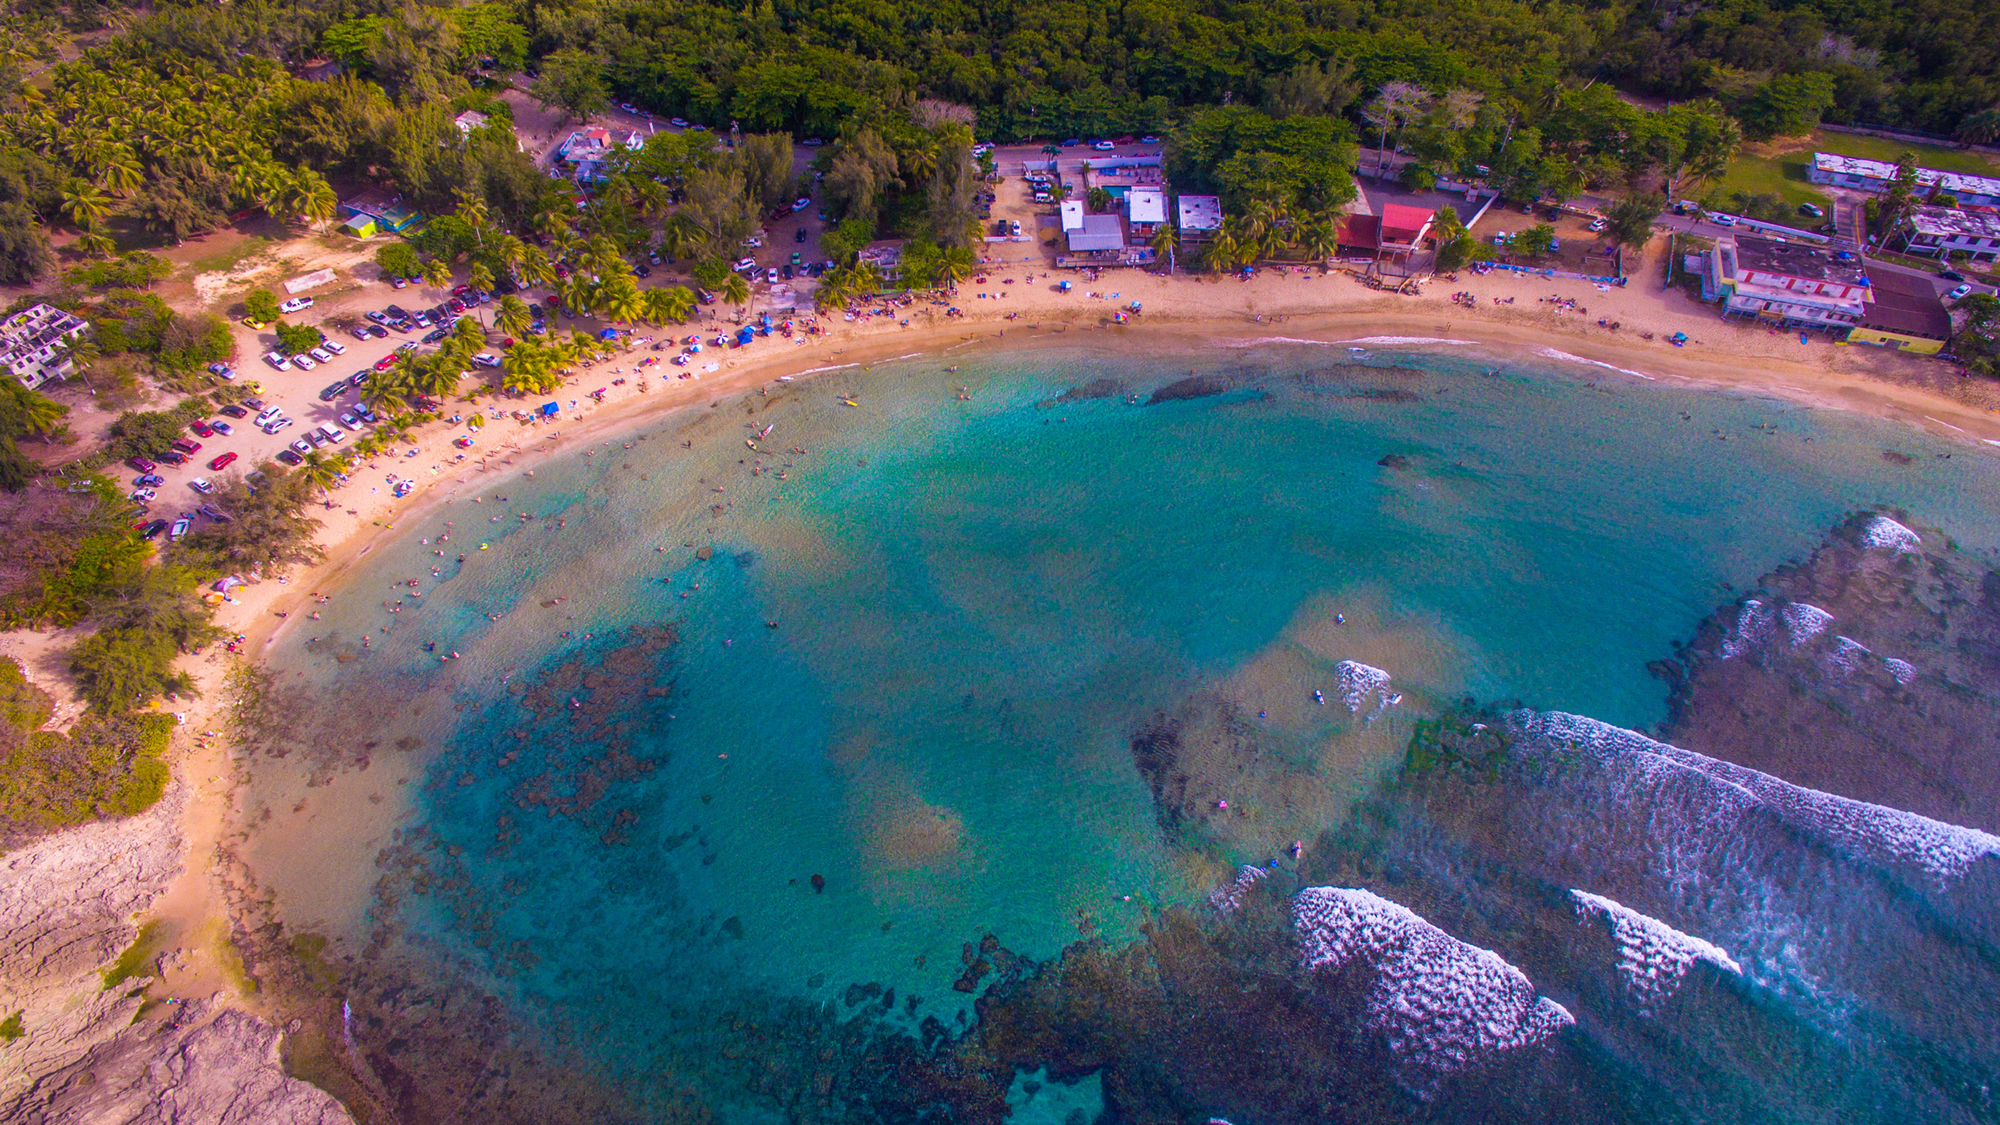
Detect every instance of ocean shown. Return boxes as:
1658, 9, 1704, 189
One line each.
237, 339, 2000, 1124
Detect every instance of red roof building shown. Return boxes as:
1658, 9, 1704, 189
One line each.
1378, 204, 1436, 252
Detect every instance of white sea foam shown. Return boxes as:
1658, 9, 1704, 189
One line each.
1778, 601, 1834, 646
1216, 336, 1339, 348
1511, 711, 2000, 886
1293, 887, 1573, 1097
1855, 515, 1921, 553
1208, 865, 1269, 915
1331, 660, 1397, 714
1532, 346, 1656, 380
1336, 336, 1479, 346
1882, 657, 1918, 686
1571, 890, 1740, 1013
795, 363, 861, 376
1717, 600, 1917, 684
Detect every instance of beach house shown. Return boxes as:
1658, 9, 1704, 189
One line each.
1806, 153, 2000, 208
0, 303, 89, 390
1706, 234, 1872, 331
1846, 269, 1952, 354
1898, 206, 2000, 262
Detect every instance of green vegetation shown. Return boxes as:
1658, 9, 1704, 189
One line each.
243, 288, 280, 324
0, 673, 173, 841
0, 382, 71, 493
102, 920, 165, 989
1952, 294, 2000, 379
0, 1011, 22, 1042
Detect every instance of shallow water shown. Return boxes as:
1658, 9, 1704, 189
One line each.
240, 340, 2000, 1120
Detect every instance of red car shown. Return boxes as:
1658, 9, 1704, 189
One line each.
207, 451, 237, 471
171, 438, 202, 455
374, 353, 399, 370
190, 419, 214, 437
127, 456, 157, 472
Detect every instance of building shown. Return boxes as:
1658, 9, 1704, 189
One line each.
1900, 205, 2000, 262
1176, 194, 1222, 241
1806, 152, 2000, 208
1846, 268, 1952, 354
1376, 204, 1435, 262
0, 304, 88, 390
1708, 234, 1872, 330
1127, 187, 1167, 236
1066, 214, 1126, 253
557, 127, 644, 183
1082, 162, 1163, 200
1060, 199, 1086, 234
339, 189, 423, 237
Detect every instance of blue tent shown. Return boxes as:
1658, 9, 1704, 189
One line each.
598, 328, 619, 340
735, 327, 754, 345
540, 402, 560, 416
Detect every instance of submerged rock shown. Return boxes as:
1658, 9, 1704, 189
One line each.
1146, 374, 1228, 404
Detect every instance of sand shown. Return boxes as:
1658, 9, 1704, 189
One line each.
16, 237, 2000, 1016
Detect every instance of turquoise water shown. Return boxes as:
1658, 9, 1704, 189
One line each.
244, 340, 2000, 1119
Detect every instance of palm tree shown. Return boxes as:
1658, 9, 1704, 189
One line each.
645, 285, 697, 324
494, 235, 527, 277
1199, 230, 1242, 273
603, 276, 645, 325
455, 190, 490, 247
1150, 223, 1179, 272
7, 385, 68, 442
466, 263, 496, 324
1298, 217, 1338, 263
74, 226, 116, 258
294, 171, 337, 228
935, 244, 976, 288
297, 451, 341, 495
421, 256, 453, 298
99, 148, 143, 196
520, 246, 556, 290
718, 270, 750, 317
60, 180, 113, 229
534, 208, 572, 243
496, 295, 532, 338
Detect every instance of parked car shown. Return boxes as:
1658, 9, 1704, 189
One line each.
374, 354, 400, 371
292, 353, 316, 369
384, 305, 409, 320
190, 420, 214, 437
157, 450, 187, 466
129, 487, 156, 502
264, 350, 291, 370
422, 327, 448, 344
276, 449, 303, 465
1948, 283, 1975, 301
1710, 212, 1739, 227
349, 370, 372, 387
319, 423, 346, 444
320, 381, 348, 401
140, 518, 170, 539
766, 268, 780, 284
1139, 134, 1161, 144
1939, 268, 1966, 281
633, 263, 652, 278
733, 257, 757, 273
210, 421, 233, 436
339, 411, 361, 428
351, 326, 373, 340
781, 264, 794, 279
206, 362, 231, 377
279, 296, 314, 313
795, 227, 809, 243
390, 276, 407, 288
791, 197, 812, 211
290, 439, 312, 456
1798, 203, 1825, 218
169, 515, 191, 541
135, 473, 164, 487
309, 347, 332, 363
356, 405, 378, 423
171, 438, 202, 455
473, 353, 501, 368
189, 477, 214, 494
1587, 217, 1608, 232
670, 117, 689, 127
1061, 138, 1080, 147
262, 417, 294, 435
323, 339, 346, 355
1010, 219, 1023, 236
207, 452, 237, 471
366, 324, 388, 338
256, 405, 283, 422
1092, 140, 1115, 151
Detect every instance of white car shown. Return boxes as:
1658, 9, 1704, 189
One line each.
319, 423, 346, 444
322, 339, 346, 355
791, 197, 811, 212
743, 235, 764, 248
189, 478, 214, 494
129, 487, 155, 502
256, 405, 283, 422
472, 353, 502, 368
169, 516, 191, 541
1948, 283, 1975, 301
1709, 212, 1738, 227
262, 417, 294, 434
263, 350, 291, 370
765, 268, 780, 284
1587, 217, 1608, 232
733, 257, 757, 273
1093, 140, 1115, 151
280, 296, 314, 313
309, 347, 332, 363
292, 353, 316, 369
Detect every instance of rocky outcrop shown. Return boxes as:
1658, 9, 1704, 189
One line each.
6, 999, 352, 1125
0, 783, 187, 1107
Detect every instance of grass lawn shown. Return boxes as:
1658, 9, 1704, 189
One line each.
1703, 129, 2000, 213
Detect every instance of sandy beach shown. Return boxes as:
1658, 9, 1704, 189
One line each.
27, 246, 2000, 1017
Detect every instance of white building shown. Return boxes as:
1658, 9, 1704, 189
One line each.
1806, 152, 2000, 208
1901, 205, 2000, 262
1176, 194, 1222, 241
1127, 186, 1167, 233
1708, 235, 1873, 329
1, 304, 88, 390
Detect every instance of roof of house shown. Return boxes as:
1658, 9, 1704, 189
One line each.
1812, 152, 2000, 199
1336, 214, 1380, 248
1857, 264, 1953, 340
1177, 194, 1223, 232
1067, 213, 1125, 252
1060, 200, 1085, 232
1909, 205, 2000, 240
1128, 187, 1166, 224
1729, 235, 1870, 287
1379, 203, 1434, 242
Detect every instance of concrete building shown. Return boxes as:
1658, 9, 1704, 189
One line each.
1065, 214, 1126, 253
1806, 152, 2000, 208
1846, 268, 1952, 354
1127, 187, 1166, 236
1708, 234, 1872, 330
1899, 205, 2000, 262
338, 189, 422, 237
1, 303, 88, 390
1059, 199, 1086, 234
1376, 204, 1435, 262
1176, 194, 1222, 241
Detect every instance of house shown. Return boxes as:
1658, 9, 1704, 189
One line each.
454, 110, 490, 135
1708, 235, 1872, 330
1376, 204, 1435, 261
556, 127, 644, 182
1066, 214, 1126, 253
1176, 194, 1223, 241
1899, 205, 2000, 262
1806, 153, 2000, 208
1127, 187, 1166, 236
1846, 268, 1952, 354
0, 303, 88, 390
1334, 214, 1382, 256
1060, 200, 1086, 233
1082, 162, 1163, 200
339, 189, 423, 236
